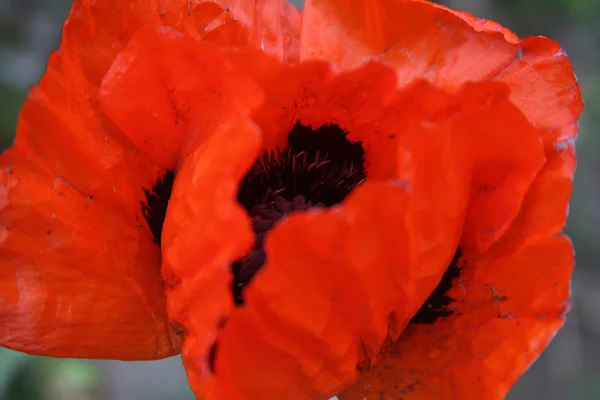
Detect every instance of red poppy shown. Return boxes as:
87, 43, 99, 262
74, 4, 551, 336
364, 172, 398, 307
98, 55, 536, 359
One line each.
0, 0, 583, 399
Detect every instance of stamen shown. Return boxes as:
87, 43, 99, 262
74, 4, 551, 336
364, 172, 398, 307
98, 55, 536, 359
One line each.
237, 147, 365, 211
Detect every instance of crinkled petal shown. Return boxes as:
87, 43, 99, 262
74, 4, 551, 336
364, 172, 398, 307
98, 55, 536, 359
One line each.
300, 0, 583, 146
18, 0, 299, 184
300, 0, 519, 85
157, 0, 300, 61
214, 177, 462, 399
60, 0, 298, 93
99, 25, 264, 170
0, 149, 178, 360
448, 8, 520, 44
0, 28, 177, 357
1, 0, 292, 360
340, 240, 572, 400
339, 143, 575, 400
452, 84, 545, 252
162, 113, 261, 399
108, 30, 267, 397
492, 36, 582, 147
446, 10, 582, 145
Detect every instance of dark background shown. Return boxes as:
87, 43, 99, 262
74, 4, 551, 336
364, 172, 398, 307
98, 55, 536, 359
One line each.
0, 0, 598, 399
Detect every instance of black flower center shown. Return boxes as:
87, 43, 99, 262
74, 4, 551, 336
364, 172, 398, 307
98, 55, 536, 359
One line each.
233, 122, 366, 305
237, 122, 366, 210
409, 249, 465, 324
142, 170, 175, 246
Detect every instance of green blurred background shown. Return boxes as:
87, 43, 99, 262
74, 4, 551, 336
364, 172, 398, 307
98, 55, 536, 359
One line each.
0, 0, 598, 399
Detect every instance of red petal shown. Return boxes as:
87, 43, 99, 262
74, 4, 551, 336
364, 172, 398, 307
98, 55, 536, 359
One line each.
446, 11, 583, 146
0, 4, 180, 359
0, 150, 179, 360
161, 113, 261, 399
300, 0, 583, 148
340, 236, 573, 400
113, 30, 269, 397
454, 83, 545, 252
157, 0, 300, 61
59, 0, 298, 93
2, 0, 290, 360
301, 0, 519, 85
214, 179, 463, 399
99, 26, 264, 170
493, 144, 576, 250
99, 26, 189, 170
492, 37, 583, 147
448, 9, 520, 44
340, 141, 576, 400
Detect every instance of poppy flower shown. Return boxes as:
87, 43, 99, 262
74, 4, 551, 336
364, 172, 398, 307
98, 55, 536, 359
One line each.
0, 0, 583, 399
